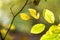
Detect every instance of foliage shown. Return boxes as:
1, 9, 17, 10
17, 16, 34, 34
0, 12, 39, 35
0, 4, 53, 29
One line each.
40, 24, 60, 40
20, 13, 30, 20
43, 9, 55, 24
29, 9, 40, 19
0, 0, 60, 40
31, 24, 45, 34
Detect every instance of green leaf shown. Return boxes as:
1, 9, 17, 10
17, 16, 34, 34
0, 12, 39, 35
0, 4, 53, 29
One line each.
40, 33, 58, 40
40, 25, 60, 40
29, 9, 40, 19
20, 13, 30, 20
49, 25, 60, 34
31, 24, 45, 34
43, 9, 55, 24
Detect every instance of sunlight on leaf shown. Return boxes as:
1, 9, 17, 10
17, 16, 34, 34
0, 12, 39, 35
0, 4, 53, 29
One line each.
29, 9, 40, 19
20, 13, 30, 20
1, 29, 7, 38
58, 24, 60, 26
8, 24, 15, 30
1, 29, 7, 35
40, 33, 58, 40
5, 24, 15, 31
49, 25, 60, 34
31, 24, 45, 34
43, 9, 55, 24
40, 25, 60, 40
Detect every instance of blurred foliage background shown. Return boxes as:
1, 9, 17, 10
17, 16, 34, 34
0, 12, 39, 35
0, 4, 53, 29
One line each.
0, 0, 60, 40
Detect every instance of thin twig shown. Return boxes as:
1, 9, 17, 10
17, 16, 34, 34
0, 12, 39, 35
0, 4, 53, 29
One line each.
3, 0, 28, 40
10, 4, 14, 16
14, 0, 28, 17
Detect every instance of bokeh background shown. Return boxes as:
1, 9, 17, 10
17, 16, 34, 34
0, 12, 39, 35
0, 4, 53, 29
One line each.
0, 0, 60, 40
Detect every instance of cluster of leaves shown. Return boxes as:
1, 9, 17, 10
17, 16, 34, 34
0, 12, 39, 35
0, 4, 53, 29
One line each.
19, 8, 60, 40
0, 0, 60, 40
41, 24, 60, 40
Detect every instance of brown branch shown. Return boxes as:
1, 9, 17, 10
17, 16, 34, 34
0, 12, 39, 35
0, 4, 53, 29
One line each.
10, 4, 14, 17
3, 0, 28, 40
0, 32, 4, 40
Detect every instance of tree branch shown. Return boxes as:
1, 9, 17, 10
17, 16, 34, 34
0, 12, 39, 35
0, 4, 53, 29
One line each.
10, 4, 14, 17
0, 32, 4, 40
3, 0, 28, 40
14, 0, 28, 17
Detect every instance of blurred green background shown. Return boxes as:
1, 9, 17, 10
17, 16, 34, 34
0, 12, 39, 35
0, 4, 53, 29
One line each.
0, 0, 60, 40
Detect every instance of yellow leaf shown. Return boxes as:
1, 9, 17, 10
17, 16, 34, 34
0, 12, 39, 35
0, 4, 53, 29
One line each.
1, 29, 12, 40
31, 24, 45, 34
8, 25, 15, 30
1, 29, 7, 34
29, 9, 40, 19
43, 9, 55, 23
47, 25, 60, 34
1, 29, 7, 38
40, 25, 60, 40
20, 13, 30, 20
58, 24, 60, 27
